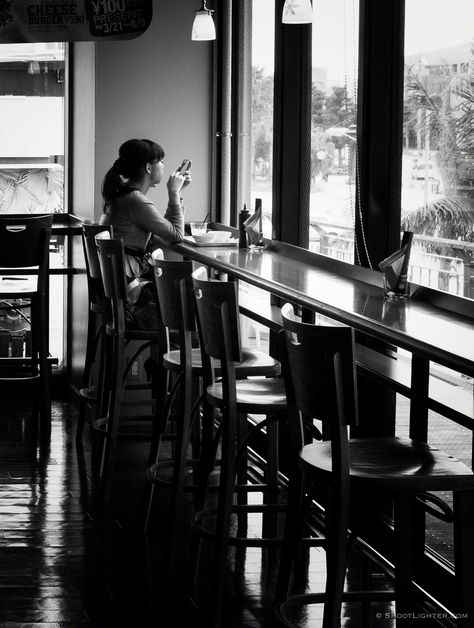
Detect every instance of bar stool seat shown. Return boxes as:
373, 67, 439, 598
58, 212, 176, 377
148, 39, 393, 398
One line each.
206, 376, 287, 409
274, 303, 474, 628
300, 436, 474, 491
163, 345, 281, 377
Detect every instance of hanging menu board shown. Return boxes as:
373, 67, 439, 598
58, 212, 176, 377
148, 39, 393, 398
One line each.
0, 0, 152, 42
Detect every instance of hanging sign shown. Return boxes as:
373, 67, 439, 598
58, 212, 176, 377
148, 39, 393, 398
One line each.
0, 0, 152, 42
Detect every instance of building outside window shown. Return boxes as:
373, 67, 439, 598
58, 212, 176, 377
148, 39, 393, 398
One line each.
250, 0, 274, 237
402, 0, 474, 303
310, 0, 359, 262
0, 42, 66, 214
0, 42, 67, 368
398, 0, 474, 569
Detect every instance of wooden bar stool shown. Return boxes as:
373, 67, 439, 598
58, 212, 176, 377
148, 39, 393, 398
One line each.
274, 303, 474, 628
145, 251, 282, 560
190, 266, 288, 628
94, 235, 167, 504
76, 224, 112, 447
0, 214, 53, 434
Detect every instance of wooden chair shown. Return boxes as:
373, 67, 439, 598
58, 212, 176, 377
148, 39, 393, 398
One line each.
94, 236, 166, 504
0, 214, 53, 433
145, 251, 281, 560
76, 224, 112, 446
274, 302, 474, 628
190, 266, 288, 628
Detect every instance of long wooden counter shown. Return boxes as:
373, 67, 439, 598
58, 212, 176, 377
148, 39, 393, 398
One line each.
165, 235, 474, 446
170, 237, 474, 377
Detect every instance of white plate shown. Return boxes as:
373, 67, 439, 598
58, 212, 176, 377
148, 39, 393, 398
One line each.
183, 235, 239, 247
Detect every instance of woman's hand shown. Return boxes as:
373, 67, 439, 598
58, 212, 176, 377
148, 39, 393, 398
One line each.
167, 171, 186, 204
167, 169, 192, 204
181, 170, 192, 192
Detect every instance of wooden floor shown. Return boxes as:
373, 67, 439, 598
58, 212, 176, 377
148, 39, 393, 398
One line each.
0, 394, 451, 627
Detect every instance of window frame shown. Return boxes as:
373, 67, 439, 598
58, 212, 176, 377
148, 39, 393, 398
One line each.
214, 0, 461, 609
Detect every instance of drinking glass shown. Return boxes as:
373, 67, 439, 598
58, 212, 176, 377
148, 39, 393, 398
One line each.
190, 222, 208, 236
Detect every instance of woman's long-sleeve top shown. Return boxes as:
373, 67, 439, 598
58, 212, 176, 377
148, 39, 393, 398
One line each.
99, 190, 184, 253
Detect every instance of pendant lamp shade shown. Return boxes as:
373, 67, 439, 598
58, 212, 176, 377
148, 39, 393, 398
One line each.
192, 0, 216, 41
282, 0, 313, 24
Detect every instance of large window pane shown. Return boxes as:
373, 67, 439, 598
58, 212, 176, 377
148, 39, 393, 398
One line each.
403, 0, 474, 301
0, 43, 67, 368
310, 0, 359, 259
0, 43, 66, 215
250, 0, 274, 237
402, 0, 474, 571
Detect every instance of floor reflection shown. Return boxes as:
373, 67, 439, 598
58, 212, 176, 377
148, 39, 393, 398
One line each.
0, 394, 442, 627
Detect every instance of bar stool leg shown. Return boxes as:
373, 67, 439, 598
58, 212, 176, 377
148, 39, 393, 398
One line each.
236, 411, 248, 507
35, 295, 51, 435
394, 494, 416, 618
274, 466, 305, 605
165, 363, 194, 565
208, 409, 238, 628
187, 401, 217, 600
453, 490, 474, 627
322, 482, 349, 628
100, 334, 125, 505
76, 310, 99, 445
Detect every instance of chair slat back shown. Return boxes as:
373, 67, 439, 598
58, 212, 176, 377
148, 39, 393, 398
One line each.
95, 238, 128, 311
281, 303, 358, 428
0, 214, 52, 270
191, 267, 242, 362
150, 253, 195, 332
83, 224, 112, 279
82, 224, 112, 305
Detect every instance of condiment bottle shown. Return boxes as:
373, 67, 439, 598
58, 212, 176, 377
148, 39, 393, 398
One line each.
238, 204, 250, 248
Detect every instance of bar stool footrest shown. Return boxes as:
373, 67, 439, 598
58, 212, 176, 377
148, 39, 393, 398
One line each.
194, 503, 288, 546
93, 416, 155, 439
275, 590, 397, 628
147, 459, 201, 492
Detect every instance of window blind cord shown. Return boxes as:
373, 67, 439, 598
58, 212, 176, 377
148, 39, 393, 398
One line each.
345, 0, 373, 269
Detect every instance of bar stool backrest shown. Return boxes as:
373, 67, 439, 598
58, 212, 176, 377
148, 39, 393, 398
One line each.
95, 237, 127, 332
150, 249, 195, 333
82, 224, 112, 310
191, 266, 242, 363
0, 214, 52, 292
280, 303, 359, 431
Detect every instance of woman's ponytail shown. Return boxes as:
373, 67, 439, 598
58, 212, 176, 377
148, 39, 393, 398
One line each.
101, 158, 128, 210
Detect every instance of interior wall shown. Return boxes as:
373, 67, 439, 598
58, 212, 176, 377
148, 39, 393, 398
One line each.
68, 41, 96, 390
94, 0, 213, 222
68, 1, 214, 390
71, 42, 96, 220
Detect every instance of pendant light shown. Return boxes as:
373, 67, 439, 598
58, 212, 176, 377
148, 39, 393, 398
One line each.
192, 0, 216, 41
282, 0, 313, 24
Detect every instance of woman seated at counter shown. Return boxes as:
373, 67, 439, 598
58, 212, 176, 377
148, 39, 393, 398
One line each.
100, 138, 191, 329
